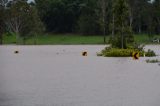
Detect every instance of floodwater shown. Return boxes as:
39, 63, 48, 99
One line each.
0, 45, 160, 106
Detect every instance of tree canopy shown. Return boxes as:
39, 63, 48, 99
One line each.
34, 0, 159, 35
0, 0, 159, 45
3, 0, 43, 44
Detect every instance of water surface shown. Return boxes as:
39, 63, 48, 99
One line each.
0, 45, 160, 106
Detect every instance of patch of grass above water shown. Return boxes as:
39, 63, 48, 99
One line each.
98, 47, 156, 57
146, 59, 160, 63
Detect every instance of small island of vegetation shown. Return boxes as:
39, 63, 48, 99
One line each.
97, 0, 157, 57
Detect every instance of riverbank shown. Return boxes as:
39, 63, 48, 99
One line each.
2, 34, 160, 45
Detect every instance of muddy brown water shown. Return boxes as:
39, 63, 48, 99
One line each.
0, 45, 160, 106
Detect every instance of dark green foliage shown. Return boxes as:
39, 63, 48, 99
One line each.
78, 15, 101, 35
1, 0, 160, 42
35, 0, 83, 33
21, 7, 44, 44
146, 59, 160, 63
35, 0, 112, 35
0, 8, 4, 44
0, 0, 8, 44
5, 0, 44, 44
25, 0, 160, 36
109, 35, 127, 49
111, 0, 134, 49
128, 0, 160, 35
153, 0, 160, 34
145, 49, 156, 57
78, 1, 101, 35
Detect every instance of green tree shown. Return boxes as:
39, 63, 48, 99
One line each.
153, 0, 160, 34
112, 0, 133, 49
78, 0, 101, 35
98, 0, 112, 43
129, 0, 149, 34
35, 0, 82, 33
98, 0, 107, 43
27, 7, 44, 45
33, 0, 160, 36
5, 0, 43, 44
0, 0, 8, 44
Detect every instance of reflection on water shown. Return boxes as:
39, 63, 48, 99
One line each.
0, 45, 160, 106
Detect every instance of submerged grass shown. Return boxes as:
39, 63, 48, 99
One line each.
146, 59, 160, 63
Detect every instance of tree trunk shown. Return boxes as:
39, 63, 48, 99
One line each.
138, 14, 141, 34
0, 26, 3, 45
101, 0, 106, 44
157, 18, 160, 34
103, 28, 106, 44
0, 35, 2, 45
129, 9, 133, 28
121, 32, 124, 49
15, 31, 20, 44
112, 13, 115, 38
138, 25, 141, 34
23, 37, 26, 45
34, 34, 37, 45
121, 23, 124, 49
103, 14, 106, 44
121, 33, 123, 49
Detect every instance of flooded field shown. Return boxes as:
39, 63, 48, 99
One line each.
0, 45, 160, 106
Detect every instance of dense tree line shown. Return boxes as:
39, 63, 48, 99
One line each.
0, 0, 160, 45
35, 0, 160, 35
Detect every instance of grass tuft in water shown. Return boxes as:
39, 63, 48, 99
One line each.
146, 59, 160, 63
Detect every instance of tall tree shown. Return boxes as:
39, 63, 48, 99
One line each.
0, 0, 8, 44
98, 0, 112, 43
131, 0, 149, 34
98, 0, 107, 43
78, 0, 101, 35
153, 0, 160, 34
112, 0, 133, 49
5, 0, 43, 44
35, 0, 83, 33
27, 7, 44, 45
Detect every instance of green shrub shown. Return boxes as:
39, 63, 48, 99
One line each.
146, 59, 160, 63
145, 49, 156, 57
101, 48, 136, 57
98, 47, 156, 57
133, 43, 145, 51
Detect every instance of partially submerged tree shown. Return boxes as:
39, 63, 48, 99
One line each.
112, 0, 134, 49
